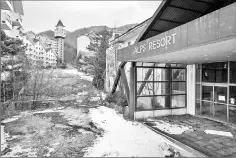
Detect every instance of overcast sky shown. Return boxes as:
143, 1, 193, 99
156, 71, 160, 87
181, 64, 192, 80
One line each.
22, 1, 161, 33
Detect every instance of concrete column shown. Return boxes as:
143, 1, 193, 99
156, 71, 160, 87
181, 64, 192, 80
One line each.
187, 64, 196, 115
165, 65, 171, 108
129, 62, 135, 120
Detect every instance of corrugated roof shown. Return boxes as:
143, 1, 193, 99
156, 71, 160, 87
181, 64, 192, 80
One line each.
137, 0, 236, 42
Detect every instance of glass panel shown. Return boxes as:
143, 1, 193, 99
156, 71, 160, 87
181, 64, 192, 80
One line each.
137, 82, 153, 96
153, 96, 168, 109
202, 62, 227, 83
196, 84, 200, 100
229, 86, 236, 105
154, 82, 170, 95
229, 106, 236, 124
196, 65, 200, 82
202, 69, 215, 82
136, 62, 142, 66
137, 68, 153, 81
172, 82, 186, 94
170, 64, 179, 67
202, 101, 211, 117
171, 95, 185, 108
137, 97, 153, 110
214, 86, 227, 104
230, 61, 236, 83
154, 69, 170, 81
143, 63, 154, 67
154, 63, 166, 67
172, 69, 186, 81
137, 68, 143, 81
176, 64, 187, 68
196, 100, 201, 115
202, 86, 213, 101
214, 104, 227, 122
215, 70, 227, 83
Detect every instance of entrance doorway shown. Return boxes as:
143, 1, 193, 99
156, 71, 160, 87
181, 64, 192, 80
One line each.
196, 61, 236, 124
202, 84, 227, 122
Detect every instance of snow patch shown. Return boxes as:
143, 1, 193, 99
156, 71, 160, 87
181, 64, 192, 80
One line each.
84, 106, 195, 157
63, 69, 93, 81
204, 130, 233, 137
90, 97, 100, 102
146, 119, 194, 135
77, 91, 88, 96
101, 92, 107, 100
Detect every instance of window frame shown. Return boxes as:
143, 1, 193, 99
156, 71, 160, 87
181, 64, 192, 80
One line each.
135, 63, 187, 111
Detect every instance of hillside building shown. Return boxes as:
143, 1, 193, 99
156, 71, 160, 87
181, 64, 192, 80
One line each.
1, 0, 24, 38
54, 20, 66, 63
114, 0, 236, 125
22, 33, 57, 68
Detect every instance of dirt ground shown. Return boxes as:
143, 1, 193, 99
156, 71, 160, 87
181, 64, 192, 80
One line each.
1, 68, 105, 157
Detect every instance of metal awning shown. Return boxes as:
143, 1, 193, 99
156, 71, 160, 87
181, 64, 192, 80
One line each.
137, 0, 236, 42
117, 2, 236, 64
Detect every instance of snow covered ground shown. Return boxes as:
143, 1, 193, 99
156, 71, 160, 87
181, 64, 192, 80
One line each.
145, 118, 194, 135
62, 69, 93, 82
84, 106, 196, 157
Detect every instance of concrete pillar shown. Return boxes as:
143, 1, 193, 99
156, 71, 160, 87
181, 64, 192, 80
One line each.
187, 64, 196, 115
129, 62, 135, 120
165, 65, 171, 108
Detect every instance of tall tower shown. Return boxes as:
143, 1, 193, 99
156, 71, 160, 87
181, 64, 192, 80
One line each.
54, 20, 66, 63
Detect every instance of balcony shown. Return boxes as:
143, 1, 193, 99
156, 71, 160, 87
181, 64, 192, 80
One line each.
1, 11, 12, 30
11, 12, 22, 27
1, 0, 13, 11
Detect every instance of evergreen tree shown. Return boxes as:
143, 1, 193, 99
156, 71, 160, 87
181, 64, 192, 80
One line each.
1, 30, 25, 57
86, 28, 112, 89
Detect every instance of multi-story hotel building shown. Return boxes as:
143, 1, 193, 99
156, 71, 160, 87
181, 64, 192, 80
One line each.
23, 33, 57, 68
54, 20, 66, 63
1, 0, 24, 38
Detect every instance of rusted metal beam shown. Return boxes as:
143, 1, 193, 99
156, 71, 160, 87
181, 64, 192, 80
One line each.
129, 62, 136, 120
120, 68, 130, 103
111, 62, 127, 94
168, 4, 204, 14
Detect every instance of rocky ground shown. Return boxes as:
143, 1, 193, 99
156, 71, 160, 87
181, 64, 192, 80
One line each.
1, 67, 105, 157
1, 67, 198, 157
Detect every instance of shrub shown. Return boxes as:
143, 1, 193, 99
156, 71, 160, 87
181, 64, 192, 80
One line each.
60, 63, 67, 69
105, 93, 117, 103
105, 91, 128, 107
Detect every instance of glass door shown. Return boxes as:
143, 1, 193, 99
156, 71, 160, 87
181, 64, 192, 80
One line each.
196, 61, 236, 124
202, 84, 228, 122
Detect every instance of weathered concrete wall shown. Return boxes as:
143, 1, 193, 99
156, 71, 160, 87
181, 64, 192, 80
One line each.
135, 108, 187, 120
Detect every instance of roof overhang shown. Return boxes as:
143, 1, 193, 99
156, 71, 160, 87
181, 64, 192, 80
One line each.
117, 2, 236, 64
136, 0, 236, 42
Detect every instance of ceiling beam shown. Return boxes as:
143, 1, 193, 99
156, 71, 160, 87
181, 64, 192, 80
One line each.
192, 0, 214, 5
202, 0, 221, 15
138, 0, 172, 42
168, 4, 204, 14
159, 18, 184, 25
150, 28, 162, 33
